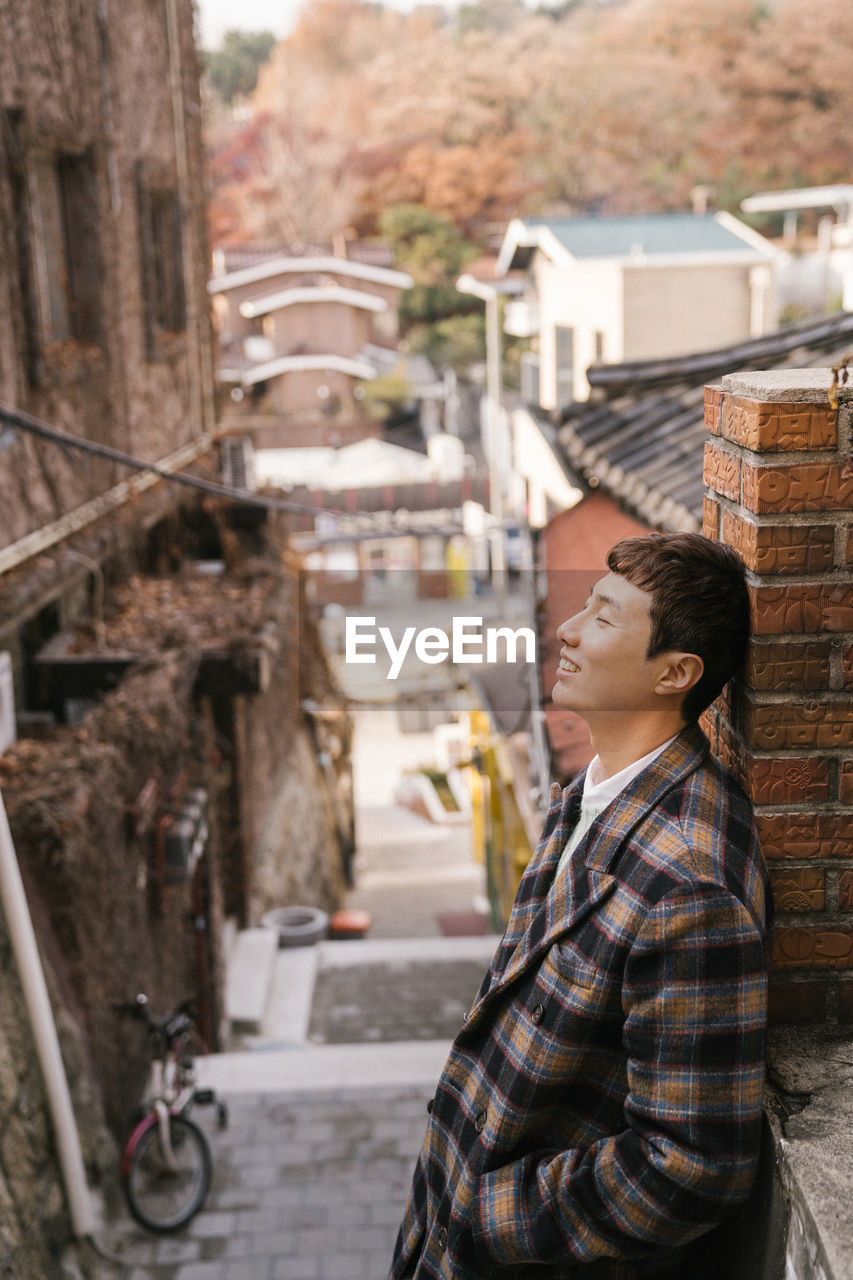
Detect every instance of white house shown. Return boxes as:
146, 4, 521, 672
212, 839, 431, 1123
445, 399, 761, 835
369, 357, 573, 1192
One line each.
497, 211, 780, 406
741, 183, 853, 313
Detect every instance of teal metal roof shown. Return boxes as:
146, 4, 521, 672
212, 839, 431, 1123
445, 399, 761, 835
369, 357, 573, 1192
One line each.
528, 213, 760, 260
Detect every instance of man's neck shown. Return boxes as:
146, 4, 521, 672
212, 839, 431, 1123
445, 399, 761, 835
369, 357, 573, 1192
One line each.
587, 715, 687, 781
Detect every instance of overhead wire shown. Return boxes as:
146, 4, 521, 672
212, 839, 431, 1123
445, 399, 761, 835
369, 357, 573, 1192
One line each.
0, 401, 346, 517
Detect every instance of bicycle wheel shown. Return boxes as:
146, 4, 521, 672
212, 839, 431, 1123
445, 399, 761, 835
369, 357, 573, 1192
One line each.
123, 1113, 212, 1233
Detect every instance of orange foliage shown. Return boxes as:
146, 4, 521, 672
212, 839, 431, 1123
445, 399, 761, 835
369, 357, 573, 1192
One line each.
206, 0, 853, 249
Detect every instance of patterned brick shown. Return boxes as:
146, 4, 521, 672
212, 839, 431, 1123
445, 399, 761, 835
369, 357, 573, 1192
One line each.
702, 442, 740, 501
744, 698, 853, 750
839, 871, 853, 912
747, 640, 832, 692
720, 749, 830, 805
741, 460, 853, 514
712, 711, 750, 782
755, 813, 853, 861
721, 397, 837, 452
712, 716, 743, 782
843, 644, 853, 691
769, 980, 827, 1025
750, 584, 853, 635
708, 378, 853, 1024
702, 494, 720, 540
698, 706, 719, 754
842, 762, 853, 805
722, 511, 835, 575
715, 682, 736, 726
704, 386, 723, 436
772, 925, 853, 970
770, 867, 825, 913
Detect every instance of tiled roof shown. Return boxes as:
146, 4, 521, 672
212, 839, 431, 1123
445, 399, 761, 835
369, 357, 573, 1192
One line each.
214, 240, 396, 272
532, 213, 763, 259
554, 310, 853, 532
208, 256, 413, 295
498, 212, 776, 272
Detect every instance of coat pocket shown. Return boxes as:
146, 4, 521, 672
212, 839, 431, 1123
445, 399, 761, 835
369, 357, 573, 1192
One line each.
497, 945, 626, 1136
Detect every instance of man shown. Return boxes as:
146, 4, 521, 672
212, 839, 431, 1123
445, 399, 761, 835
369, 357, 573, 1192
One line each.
390, 532, 771, 1280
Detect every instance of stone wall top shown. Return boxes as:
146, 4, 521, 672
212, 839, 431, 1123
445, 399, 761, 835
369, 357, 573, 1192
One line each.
721, 369, 836, 403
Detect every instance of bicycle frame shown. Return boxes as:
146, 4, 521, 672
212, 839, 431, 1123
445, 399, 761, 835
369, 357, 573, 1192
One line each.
114, 994, 226, 1231
149, 1042, 193, 1107
121, 1102, 174, 1176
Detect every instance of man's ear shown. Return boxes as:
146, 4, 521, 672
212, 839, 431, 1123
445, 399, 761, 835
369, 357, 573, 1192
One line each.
655, 652, 704, 698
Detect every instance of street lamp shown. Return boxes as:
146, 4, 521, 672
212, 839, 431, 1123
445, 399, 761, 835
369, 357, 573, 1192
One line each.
456, 273, 523, 590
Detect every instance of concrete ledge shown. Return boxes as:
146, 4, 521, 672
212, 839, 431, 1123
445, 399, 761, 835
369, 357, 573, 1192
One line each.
242, 945, 319, 1048
316, 934, 501, 969
720, 368, 835, 403
224, 927, 279, 1033
768, 1028, 853, 1280
196, 1038, 452, 1094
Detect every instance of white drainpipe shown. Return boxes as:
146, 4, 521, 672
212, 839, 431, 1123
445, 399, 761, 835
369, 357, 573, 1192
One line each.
0, 790, 96, 1238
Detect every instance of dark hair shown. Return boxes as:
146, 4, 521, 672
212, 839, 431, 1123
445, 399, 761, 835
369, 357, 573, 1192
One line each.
606, 532, 751, 723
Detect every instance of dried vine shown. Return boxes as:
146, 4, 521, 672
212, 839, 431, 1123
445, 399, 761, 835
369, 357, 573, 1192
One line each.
827, 352, 853, 479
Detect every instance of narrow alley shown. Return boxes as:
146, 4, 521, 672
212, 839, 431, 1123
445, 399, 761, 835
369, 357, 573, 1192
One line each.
105, 703, 501, 1280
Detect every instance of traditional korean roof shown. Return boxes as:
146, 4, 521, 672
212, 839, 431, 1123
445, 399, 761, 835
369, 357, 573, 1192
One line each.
213, 239, 398, 274
550, 309, 853, 532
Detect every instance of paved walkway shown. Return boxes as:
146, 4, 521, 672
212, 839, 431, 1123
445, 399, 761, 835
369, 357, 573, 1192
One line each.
343, 705, 490, 939
112, 1084, 432, 1280
103, 706, 501, 1279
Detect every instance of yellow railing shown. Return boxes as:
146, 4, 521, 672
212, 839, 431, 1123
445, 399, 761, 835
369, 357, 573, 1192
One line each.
465, 709, 536, 929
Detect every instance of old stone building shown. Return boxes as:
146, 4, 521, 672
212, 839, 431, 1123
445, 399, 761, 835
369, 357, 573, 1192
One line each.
0, 3, 352, 1273
0, 0, 214, 531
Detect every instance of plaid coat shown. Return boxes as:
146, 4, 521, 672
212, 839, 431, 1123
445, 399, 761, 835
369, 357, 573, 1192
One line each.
390, 726, 771, 1280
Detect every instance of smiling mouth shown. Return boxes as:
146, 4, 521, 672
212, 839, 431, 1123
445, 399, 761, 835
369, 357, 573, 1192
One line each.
557, 654, 580, 676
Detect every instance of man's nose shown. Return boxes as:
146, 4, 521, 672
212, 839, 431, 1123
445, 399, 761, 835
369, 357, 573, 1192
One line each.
557, 614, 581, 644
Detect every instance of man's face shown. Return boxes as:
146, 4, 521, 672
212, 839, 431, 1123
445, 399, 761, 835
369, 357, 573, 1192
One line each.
552, 572, 669, 722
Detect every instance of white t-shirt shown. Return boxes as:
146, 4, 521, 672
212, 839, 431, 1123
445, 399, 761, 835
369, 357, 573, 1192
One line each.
554, 735, 679, 879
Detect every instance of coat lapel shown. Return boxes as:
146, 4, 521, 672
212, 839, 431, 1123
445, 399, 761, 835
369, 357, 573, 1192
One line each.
482, 772, 585, 983
581, 725, 708, 875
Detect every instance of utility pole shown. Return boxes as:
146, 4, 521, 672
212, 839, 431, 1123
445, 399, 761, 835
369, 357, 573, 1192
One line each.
456, 273, 523, 611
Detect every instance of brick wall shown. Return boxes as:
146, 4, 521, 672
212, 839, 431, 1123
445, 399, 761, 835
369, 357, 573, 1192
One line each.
702, 368, 853, 1025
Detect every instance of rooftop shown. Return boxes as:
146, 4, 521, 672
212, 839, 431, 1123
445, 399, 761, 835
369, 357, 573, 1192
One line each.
208, 255, 413, 296
498, 211, 777, 273
547, 309, 853, 532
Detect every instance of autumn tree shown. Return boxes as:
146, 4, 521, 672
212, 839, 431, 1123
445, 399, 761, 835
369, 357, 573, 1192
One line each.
379, 204, 479, 321
205, 29, 277, 105
205, 0, 853, 253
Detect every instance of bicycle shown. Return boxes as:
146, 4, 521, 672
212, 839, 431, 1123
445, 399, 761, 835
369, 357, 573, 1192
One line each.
112, 993, 228, 1233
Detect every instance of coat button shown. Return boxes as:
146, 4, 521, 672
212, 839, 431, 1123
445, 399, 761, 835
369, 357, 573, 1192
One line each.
475, 1109, 487, 1133
531, 1002, 545, 1025
438, 1226, 448, 1250
426, 1097, 434, 1114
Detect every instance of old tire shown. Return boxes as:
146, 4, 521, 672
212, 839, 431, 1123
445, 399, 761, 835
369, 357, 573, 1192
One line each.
261, 906, 329, 948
